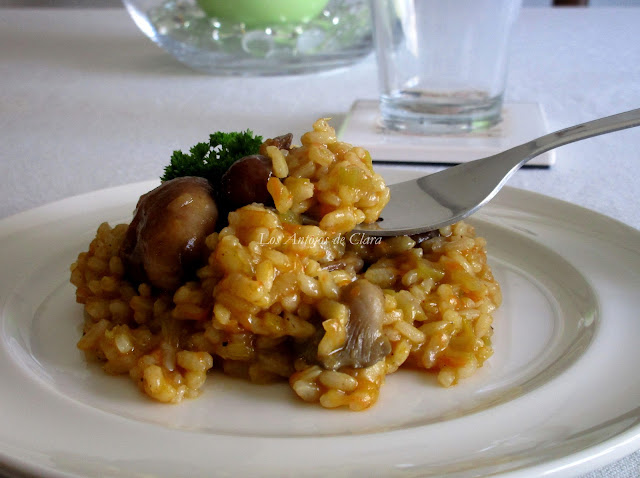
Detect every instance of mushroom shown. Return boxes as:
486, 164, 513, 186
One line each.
218, 133, 293, 211
319, 279, 391, 370
219, 154, 273, 209
119, 176, 218, 291
259, 133, 293, 154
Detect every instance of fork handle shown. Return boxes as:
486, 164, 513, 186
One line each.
519, 107, 640, 166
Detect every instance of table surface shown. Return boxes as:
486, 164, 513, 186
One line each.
1, 6, 639, 478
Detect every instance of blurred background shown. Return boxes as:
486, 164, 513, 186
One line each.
0, 0, 638, 6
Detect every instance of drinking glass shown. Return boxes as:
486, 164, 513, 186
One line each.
372, 0, 521, 133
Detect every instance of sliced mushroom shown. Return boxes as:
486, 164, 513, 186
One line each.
320, 279, 391, 370
319, 252, 365, 273
410, 229, 440, 245
120, 176, 218, 291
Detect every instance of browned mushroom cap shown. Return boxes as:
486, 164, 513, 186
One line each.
259, 133, 293, 155
218, 133, 293, 211
219, 154, 274, 209
320, 279, 391, 370
120, 177, 218, 291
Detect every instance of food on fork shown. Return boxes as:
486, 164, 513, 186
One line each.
70, 119, 501, 410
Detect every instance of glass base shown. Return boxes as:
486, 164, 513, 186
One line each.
379, 92, 503, 135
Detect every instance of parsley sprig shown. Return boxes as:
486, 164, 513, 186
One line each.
161, 130, 263, 185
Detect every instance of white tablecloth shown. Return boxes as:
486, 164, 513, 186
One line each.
0, 6, 639, 478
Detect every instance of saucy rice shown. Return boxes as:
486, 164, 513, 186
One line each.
70, 119, 501, 410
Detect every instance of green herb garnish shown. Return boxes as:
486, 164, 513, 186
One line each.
161, 130, 263, 185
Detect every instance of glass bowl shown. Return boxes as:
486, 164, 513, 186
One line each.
123, 0, 373, 76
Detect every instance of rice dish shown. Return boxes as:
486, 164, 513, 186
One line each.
70, 119, 501, 410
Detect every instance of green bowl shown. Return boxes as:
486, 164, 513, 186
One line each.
197, 0, 330, 28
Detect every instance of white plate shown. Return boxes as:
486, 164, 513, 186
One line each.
1, 168, 639, 478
